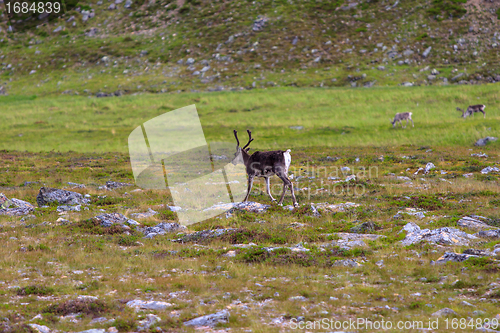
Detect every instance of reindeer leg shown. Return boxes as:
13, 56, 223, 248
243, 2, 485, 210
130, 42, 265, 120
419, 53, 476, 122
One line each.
265, 177, 276, 203
277, 173, 297, 206
411, 118, 414, 127
243, 175, 254, 202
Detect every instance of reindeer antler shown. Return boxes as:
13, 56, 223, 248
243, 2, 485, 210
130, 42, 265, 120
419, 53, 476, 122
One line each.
233, 130, 240, 147
242, 129, 254, 150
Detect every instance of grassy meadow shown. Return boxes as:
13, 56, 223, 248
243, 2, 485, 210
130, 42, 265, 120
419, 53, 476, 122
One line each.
0, 84, 499, 152
0, 85, 499, 332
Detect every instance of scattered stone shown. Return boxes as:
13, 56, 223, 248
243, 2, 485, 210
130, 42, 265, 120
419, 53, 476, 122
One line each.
431, 308, 457, 317
124, 0, 132, 8
431, 252, 480, 265
130, 208, 158, 219
173, 228, 237, 243
289, 126, 304, 130
76, 329, 106, 333
327, 232, 384, 250
315, 202, 360, 212
138, 314, 161, 331
53, 26, 63, 33
126, 300, 172, 311
184, 310, 229, 327
36, 187, 89, 207
457, 216, 497, 230
474, 137, 497, 147
349, 221, 378, 234
333, 259, 362, 267
401, 222, 478, 246
471, 153, 488, 158
186, 58, 195, 65
93, 213, 139, 227
289, 296, 307, 301
57, 205, 82, 212
100, 181, 134, 190
475, 230, 500, 239
140, 222, 187, 239
252, 16, 268, 31
67, 182, 86, 188
422, 47, 432, 58
0, 194, 35, 216
481, 166, 500, 174
28, 324, 51, 333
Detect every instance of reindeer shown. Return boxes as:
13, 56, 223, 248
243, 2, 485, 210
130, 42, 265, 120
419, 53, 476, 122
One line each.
232, 130, 298, 207
391, 112, 414, 128
456, 105, 486, 118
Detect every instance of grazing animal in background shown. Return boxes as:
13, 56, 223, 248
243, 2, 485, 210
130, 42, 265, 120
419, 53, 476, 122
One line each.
232, 129, 298, 207
391, 112, 414, 128
456, 105, 486, 118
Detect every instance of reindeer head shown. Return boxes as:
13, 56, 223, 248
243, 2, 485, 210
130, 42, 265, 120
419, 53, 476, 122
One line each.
231, 129, 253, 165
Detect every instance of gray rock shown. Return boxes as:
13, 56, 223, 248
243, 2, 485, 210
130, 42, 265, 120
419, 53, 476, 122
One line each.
333, 259, 362, 267
292, 36, 298, 45
428, 75, 436, 81
481, 166, 499, 174
108, 3, 116, 9
474, 137, 497, 147
350, 221, 377, 234
475, 230, 500, 239
138, 314, 161, 331
101, 181, 134, 190
140, 222, 186, 239
401, 222, 477, 246
432, 252, 480, 265
422, 47, 432, 58
184, 310, 229, 327
84, 28, 99, 37
124, 0, 132, 8
126, 299, 172, 310
93, 213, 139, 227
53, 26, 63, 33
0, 194, 35, 216
130, 208, 158, 219
377, 66, 385, 71
451, 73, 464, 82
457, 216, 496, 230
57, 205, 82, 212
76, 329, 106, 333
289, 126, 304, 130
431, 308, 457, 317
28, 324, 51, 333
173, 228, 237, 243
81, 10, 89, 22
252, 16, 268, 31
186, 58, 195, 65
36, 187, 89, 207
403, 49, 414, 56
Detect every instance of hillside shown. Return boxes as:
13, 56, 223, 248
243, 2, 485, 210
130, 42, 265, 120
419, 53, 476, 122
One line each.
1, 0, 500, 96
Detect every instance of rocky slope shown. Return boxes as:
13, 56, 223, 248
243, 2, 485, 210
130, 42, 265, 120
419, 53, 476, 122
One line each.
1, 0, 500, 95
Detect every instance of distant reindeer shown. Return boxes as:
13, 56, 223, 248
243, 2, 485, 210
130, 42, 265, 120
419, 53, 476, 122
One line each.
232, 129, 298, 207
391, 112, 414, 128
456, 105, 486, 118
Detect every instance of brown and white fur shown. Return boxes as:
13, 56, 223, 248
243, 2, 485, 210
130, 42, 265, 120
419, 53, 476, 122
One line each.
232, 130, 298, 207
391, 112, 414, 128
456, 105, 486, 118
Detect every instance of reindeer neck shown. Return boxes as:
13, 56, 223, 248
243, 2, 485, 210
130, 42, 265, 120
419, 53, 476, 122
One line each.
241, 150, 251, 164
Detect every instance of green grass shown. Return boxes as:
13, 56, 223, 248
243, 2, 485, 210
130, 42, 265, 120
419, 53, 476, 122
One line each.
0, 84, 498, 152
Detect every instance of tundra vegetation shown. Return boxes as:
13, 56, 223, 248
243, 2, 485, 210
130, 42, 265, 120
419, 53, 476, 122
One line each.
1, 0, 500, 330
0, 86, 499, 332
